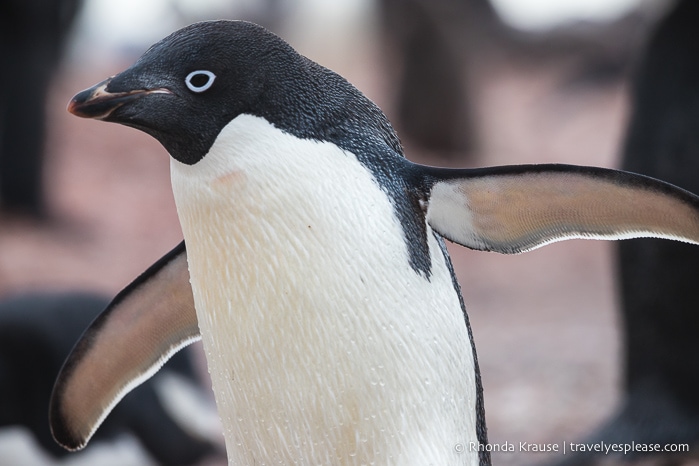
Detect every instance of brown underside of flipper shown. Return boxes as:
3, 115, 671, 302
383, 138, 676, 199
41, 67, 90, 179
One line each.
50, 241, 199, 451
424, 164, 699, 253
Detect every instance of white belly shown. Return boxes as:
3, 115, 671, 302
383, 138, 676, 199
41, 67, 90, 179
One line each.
170, 114, 479, 465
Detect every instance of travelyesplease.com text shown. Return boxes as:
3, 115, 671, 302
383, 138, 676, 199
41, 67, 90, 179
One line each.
462, 441, 690, 455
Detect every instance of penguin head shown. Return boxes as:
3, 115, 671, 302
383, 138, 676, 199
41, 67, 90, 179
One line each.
70, 20, 402, 167
69, 20, 311, 165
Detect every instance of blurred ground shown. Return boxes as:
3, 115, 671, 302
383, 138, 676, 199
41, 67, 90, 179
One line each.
0, 21, 633, 466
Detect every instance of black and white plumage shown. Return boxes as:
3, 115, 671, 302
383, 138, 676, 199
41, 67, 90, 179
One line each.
50, 20, 699, 466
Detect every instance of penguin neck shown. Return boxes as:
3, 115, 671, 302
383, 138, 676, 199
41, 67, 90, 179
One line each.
170, 114, 481, 465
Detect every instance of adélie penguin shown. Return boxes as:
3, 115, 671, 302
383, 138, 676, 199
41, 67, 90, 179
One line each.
50, 20, 699, 466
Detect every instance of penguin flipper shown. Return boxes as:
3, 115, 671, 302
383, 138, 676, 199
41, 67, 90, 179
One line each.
49, 241, 200, 451
422, 164, 699, 254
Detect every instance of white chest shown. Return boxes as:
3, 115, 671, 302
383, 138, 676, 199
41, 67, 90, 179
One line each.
170, 114, 479, 465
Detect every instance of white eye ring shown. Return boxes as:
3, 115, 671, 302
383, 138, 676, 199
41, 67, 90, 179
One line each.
185, 70, 216, 93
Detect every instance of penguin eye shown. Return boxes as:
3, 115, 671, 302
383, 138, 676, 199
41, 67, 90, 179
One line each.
185, 70, 216, 93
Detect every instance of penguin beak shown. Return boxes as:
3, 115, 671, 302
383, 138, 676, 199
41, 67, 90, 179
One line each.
68, 77, 172, 120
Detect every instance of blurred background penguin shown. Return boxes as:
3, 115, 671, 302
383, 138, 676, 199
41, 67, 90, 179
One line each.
0, 291, 223, 466
0, 0, 82, 219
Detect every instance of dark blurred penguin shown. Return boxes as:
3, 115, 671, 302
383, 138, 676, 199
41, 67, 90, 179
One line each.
0, 0, 82, 218
378, 0, 503, 158
0, 291, 222, 465
550, 1, 699, 464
